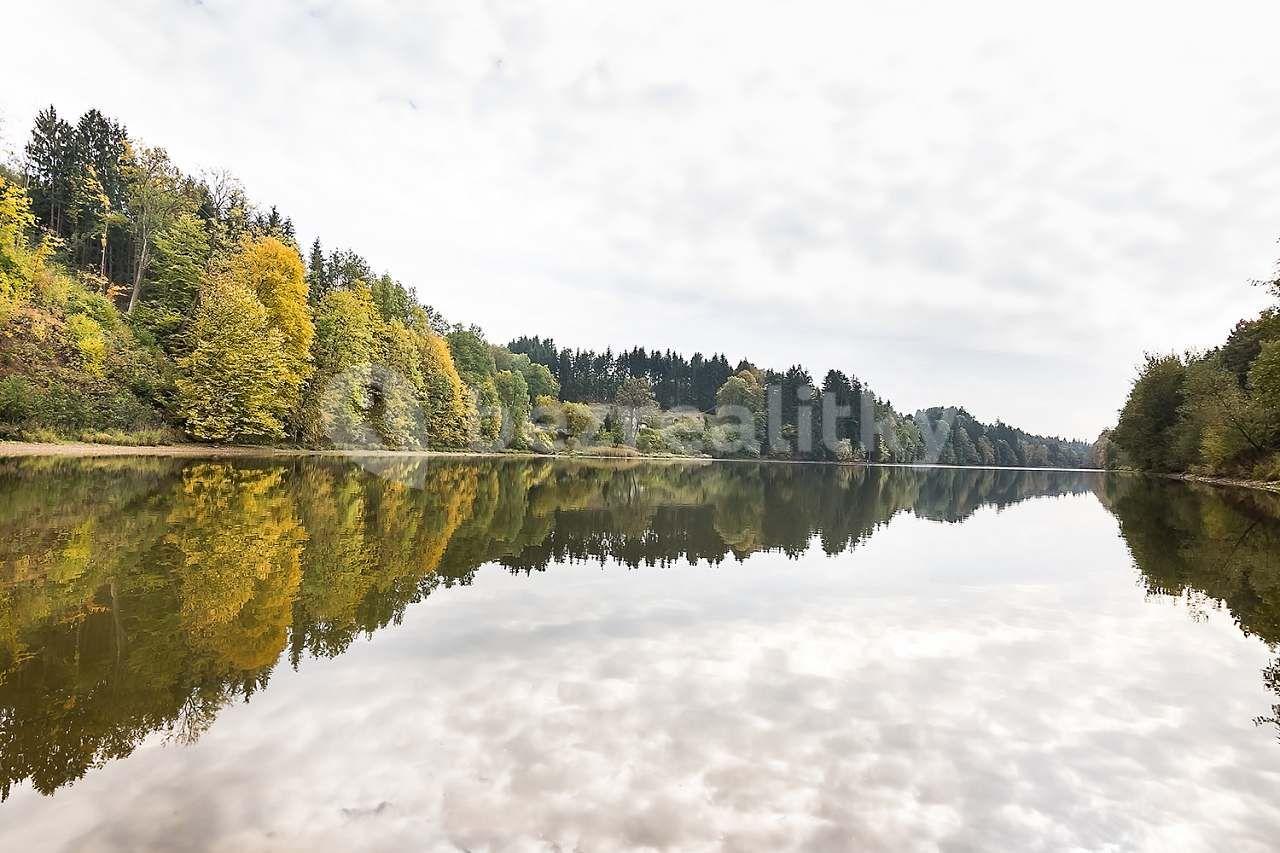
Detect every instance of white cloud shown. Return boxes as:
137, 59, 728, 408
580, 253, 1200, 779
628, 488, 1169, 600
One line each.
3, 0, 1279, 437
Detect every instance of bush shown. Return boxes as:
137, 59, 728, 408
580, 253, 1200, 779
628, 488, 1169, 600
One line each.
0, 375, 37, 428
660, 418, 706, 454
636, 426, 667, 454
563, 401, 594, 437
65, 284, 121, 331
573, 444, 640, 458
29, 265, 70, 311
1252, 453, 1280, 483
77, 427, 182, 446
20, 426, 64, 444
521, 423, 556, 454
0, 374, 159, 438
705, 422, 761, 458
65, 314, 108, 376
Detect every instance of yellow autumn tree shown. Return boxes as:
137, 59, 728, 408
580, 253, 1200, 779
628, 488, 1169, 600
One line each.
174, 273, 292, 441
301, 283, 378, 445
0, 177, 45, 307
221, 236, 314, 414
414, 329, 471, 448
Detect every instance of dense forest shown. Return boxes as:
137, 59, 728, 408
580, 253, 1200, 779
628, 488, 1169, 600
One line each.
0, 103, 1088, 466
509, 334, 1090, 466
1107, 252, 1280, 481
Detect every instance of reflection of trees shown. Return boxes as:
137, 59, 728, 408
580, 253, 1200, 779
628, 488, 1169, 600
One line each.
1104, 475, 1280, 735
0, 457, 1097, 798
168, 465, 306, 673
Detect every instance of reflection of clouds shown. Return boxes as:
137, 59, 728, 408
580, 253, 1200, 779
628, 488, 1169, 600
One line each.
5, 500, 1280, 851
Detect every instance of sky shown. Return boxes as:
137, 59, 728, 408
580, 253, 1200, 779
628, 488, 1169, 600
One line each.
3, 0, 1280, 438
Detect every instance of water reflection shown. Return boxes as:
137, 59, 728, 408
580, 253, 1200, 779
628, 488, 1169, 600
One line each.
1, 456, 1279, 817
0, 458, 1097, 800
1100, 475, 1280, 734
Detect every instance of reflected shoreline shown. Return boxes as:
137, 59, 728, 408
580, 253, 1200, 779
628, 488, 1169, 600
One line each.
1, 456, 1278, 802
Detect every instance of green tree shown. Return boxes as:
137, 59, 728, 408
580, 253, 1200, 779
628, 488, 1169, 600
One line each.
716, 370, 764, 413
175, 274, 291, 441
148, 212, 209, 315
126, 146, 190, 313
615, 375, 656, 444
517, 356, 559, 402
304, 284, 377, 445
1248, 340, 1280, 441
1113, 354, 1191, 472
446, 328, 496, 384
976, 435, 996, 466
1181, 357, 1268, 468
23, 106, 76, 235
494, 369, 531, 443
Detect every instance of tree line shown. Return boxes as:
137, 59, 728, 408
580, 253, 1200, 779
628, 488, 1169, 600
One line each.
511, 335, 1091, 466
1108, 251, 1280, 480
1, 103, 1088, 466
0, 105, 559, 451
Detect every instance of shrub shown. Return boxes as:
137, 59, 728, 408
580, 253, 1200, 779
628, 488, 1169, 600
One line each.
65, 314, 108, 376
20, 427, 64, 444
30, 265, 71, 311
0, 376, 37, 428
77, 427, 181, 446
574, 444, 640, 458
563, 401, 594, 437
1252, 453, 1280, 483
636, 426, 667, 454
705, 422, 761, 458
65, 284, 121, 331
522, 423, 556, 454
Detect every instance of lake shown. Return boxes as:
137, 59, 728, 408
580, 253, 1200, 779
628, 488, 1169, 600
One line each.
1, 456, 1279, 851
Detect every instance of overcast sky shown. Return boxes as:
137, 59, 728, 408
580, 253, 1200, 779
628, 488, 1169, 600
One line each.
4, 1, 1279, 438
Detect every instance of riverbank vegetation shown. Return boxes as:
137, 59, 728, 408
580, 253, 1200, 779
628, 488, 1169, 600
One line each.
0, 104, 1088, 466
1108, 251, 1280, 481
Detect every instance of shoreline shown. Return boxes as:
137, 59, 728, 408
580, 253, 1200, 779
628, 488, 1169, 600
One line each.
10, 442, 1276, 495
0, 440, 699, 464
1161, 472, 1280, 495
0, 440, 1100, 474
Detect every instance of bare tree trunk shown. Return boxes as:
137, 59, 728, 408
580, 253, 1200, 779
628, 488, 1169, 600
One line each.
128, 238, 147, 314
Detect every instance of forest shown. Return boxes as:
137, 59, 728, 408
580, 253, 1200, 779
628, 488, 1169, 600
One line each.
0, 103, 1089, 467
1107, 253, 1280, 481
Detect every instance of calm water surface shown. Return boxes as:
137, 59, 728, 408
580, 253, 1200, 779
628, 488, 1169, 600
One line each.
2, 457, 1279, 851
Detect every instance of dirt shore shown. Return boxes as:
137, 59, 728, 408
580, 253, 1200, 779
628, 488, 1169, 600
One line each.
1165, 472, 1280, 495
0, 441, 519, 459
0, 441, 687, 465
6, 442, 1278, 493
